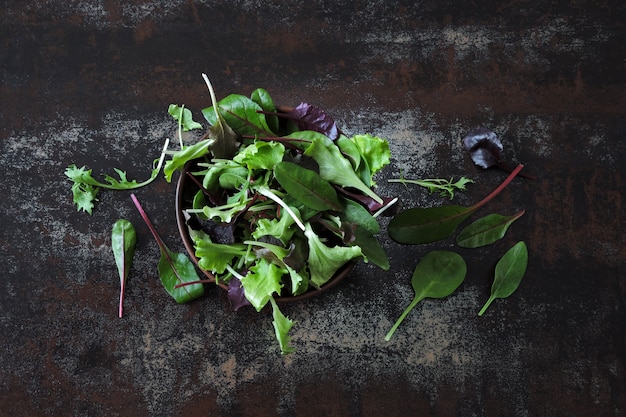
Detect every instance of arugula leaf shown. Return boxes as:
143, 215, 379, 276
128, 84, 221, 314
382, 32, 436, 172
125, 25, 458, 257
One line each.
388, 176, 473, 199
163, 138, 215, 182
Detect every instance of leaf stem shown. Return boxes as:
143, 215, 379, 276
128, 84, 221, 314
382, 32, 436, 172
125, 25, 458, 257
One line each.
478, 296, 495, 316
256, 186, 306, 231
469, 164, 524, 212
384, 297, 421, 341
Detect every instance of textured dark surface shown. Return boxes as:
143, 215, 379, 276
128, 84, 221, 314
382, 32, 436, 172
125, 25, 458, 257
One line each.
1, 1, 625, 416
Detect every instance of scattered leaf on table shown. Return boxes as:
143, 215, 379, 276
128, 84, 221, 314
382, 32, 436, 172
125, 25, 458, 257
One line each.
385, 250, 466, 340
111, 219, 137, 318
478, 241, 528, 316
456, 210, 525, 248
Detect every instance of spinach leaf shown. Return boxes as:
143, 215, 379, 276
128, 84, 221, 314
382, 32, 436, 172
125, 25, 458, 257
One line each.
131, 194, 204, 303
250, 88, 279, 133
385, 251, 466, 340
456, 210, 525, 248
274, 161, 342, 212
388, 164, 523, 244
202, 93, 275, 137
111, 219, 137, 318
478, 241, 528, 316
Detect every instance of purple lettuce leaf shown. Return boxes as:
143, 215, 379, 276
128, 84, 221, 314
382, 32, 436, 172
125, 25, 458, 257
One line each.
287, 102, 340, 141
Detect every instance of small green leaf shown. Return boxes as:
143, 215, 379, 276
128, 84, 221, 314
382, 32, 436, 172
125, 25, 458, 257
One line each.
250, 88, 279, 133
274, 161, 342, 212
168, 104, 203, 131
478, 241, 528, 316
456, 210, 525, 248
240, 258, 285, 311
269, 298, 296, 354
111, 219, 137, 318
385, 251, 466, 340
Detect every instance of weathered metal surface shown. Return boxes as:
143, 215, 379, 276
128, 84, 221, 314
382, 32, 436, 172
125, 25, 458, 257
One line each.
1, 1, 624, 416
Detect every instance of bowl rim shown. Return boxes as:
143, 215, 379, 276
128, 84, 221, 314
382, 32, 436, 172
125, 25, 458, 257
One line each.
175, 158, 355, 303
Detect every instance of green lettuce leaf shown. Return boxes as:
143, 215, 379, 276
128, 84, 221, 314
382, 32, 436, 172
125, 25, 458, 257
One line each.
240, 258, 285, 311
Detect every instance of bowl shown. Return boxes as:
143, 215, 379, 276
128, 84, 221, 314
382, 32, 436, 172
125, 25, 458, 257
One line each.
175, 159, 355, 303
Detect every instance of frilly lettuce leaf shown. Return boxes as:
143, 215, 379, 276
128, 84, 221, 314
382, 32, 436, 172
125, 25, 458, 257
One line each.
240, 258, 285, 311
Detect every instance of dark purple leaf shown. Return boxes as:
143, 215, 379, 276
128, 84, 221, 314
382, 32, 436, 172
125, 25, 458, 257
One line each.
187, 214, 237, 244
227, 276, 251, 311
334, 185, 399, 215
462, 127, 503, 169
287, 102, 339, 141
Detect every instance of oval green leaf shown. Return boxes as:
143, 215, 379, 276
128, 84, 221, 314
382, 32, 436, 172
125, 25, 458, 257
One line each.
478, 241, 528, 316
456, 210, 525, 248
385, 250, 466, 340
274, 161, 342, 211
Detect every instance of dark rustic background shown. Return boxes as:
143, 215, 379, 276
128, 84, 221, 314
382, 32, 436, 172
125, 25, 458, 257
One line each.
1, 1, 624, 416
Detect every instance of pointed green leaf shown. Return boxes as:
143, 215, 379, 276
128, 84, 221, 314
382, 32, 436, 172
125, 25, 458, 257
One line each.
456, 210, 525, 248
388, 205, 475, 244
385, 250, 466, 340
111, 219, 137, 317
274, 161, 342, 212
478, 241, 528, 316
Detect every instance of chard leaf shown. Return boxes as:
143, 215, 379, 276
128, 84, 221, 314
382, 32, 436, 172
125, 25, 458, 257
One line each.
286, 102, 339, 141
303, 134, 383, 204
270, 297, 296, 354
111, 219, 137, 318
239, 258, 285, 311
478, 241, 528, 316
202, 93, 276, 137
168, 104, 203, 131
250, 88, 279, 133
131, 194, 204, 304
385, 251, 466, 340
274, 161, 342, 212
304, 222, 362, 287
158, 248, 205, 304
462, 127, 503, 169
456, 210, 525, 248
227, 276, 250, 311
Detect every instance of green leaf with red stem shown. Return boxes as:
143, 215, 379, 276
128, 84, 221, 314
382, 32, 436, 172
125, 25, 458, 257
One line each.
130, 194, 204, 303
111, 219, 137, 318
388, 164, 524, 244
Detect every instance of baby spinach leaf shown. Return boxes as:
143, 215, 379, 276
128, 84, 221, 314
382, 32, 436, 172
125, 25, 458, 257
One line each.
456, 210, 525, 248
385, 250, 466, 340
478, 241, 528, 316
131, 194, 204, 303
202, 93, 275, 138
269, 298, 296, 354
250, 88, 279, 133
274, 161, 342, 212
111, 219, 137, 318
388, 164, 524, 244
